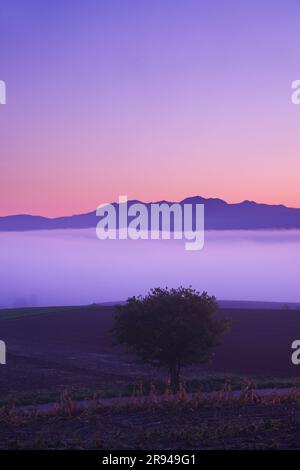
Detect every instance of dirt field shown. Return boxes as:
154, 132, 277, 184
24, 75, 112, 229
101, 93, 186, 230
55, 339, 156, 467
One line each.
0, 304, 300, 405
2, 392, 300, 450
1, 304, 300, 450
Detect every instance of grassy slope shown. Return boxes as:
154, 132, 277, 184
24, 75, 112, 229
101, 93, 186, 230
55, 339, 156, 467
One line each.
0, 305, 86, 321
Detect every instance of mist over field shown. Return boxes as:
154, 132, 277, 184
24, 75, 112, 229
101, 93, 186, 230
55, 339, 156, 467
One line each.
1, 228, 300, 308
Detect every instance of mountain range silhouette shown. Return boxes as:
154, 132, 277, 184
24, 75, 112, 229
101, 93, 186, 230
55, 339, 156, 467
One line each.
1, 196, 300, 231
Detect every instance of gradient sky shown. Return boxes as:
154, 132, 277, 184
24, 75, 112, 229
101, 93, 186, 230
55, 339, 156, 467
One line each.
0, 0, 300, 216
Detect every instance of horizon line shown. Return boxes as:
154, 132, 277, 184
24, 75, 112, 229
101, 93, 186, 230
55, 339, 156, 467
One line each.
0, 194, 299, 220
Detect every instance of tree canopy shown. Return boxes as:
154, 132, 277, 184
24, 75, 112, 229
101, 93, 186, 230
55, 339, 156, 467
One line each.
113, 287, 230, 392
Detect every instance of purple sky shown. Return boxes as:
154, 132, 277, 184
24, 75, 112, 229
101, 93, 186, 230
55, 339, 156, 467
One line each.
0, 0, 300, 216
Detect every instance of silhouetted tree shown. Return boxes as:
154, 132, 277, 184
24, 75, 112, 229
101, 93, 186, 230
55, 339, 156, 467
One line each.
113, 287, 230, 392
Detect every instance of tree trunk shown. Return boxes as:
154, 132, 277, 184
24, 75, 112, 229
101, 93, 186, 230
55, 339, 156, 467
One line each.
169, 361, 181, 393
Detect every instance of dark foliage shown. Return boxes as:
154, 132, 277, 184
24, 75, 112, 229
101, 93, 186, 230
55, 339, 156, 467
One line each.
113, 287, 230, 391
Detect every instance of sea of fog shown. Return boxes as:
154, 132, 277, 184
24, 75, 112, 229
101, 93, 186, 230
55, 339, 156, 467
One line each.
0, 229, 300, 308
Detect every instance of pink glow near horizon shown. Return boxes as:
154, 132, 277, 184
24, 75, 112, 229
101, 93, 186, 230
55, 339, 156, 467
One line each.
1, 1, 300, 217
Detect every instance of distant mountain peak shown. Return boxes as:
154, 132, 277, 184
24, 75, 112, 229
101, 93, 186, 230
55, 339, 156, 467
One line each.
241, 200, 256, 205
0, 196, 300, 231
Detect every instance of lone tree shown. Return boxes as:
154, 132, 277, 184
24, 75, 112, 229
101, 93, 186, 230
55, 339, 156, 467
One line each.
113, 287, 230, 393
